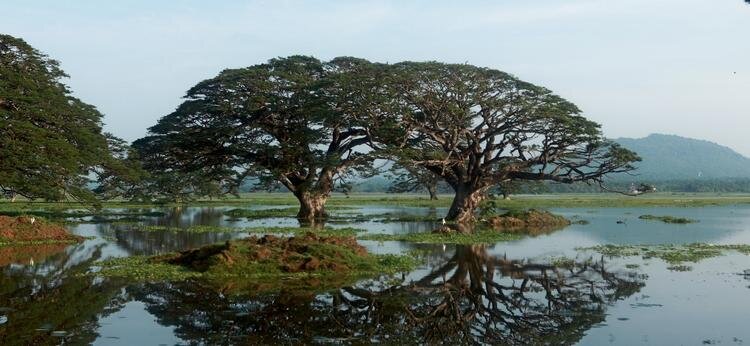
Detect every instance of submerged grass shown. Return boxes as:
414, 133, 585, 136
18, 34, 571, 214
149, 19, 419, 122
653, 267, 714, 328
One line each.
638, 215, 697, 224
580, 243, 750, 264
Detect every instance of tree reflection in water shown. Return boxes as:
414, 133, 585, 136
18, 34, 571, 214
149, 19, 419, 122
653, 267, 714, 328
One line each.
0, 243, 127, 345
130, 245, 645, 345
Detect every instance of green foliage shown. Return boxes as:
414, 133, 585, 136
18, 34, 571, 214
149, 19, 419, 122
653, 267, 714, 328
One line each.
638, 214, 697, 224
0, 34, 117, 205
371, 61, 640, 221
386, 161, 444, 199
134, 56, 385, 218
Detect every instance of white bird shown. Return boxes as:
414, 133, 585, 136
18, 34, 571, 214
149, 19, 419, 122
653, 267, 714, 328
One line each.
441, 218, 446, 225
29, 217, 36, 225
442, 244, 446, 252
29, 258, 34, 266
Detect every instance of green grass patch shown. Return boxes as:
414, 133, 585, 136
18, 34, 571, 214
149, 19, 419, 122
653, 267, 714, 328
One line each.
141, 225, 246, 233
223, 207, 299, 219
638, 215, 697, 224
243, 226, 365, 237
93, 233, 420, 294
137, 225, 365, 237
5, 193, 750, 212
328, 212, 441, 223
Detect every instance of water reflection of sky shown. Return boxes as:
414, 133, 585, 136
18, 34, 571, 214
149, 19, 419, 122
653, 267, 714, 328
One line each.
2, 205, 750, 344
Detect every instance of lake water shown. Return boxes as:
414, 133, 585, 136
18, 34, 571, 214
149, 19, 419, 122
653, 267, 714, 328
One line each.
2, 205, 750, 345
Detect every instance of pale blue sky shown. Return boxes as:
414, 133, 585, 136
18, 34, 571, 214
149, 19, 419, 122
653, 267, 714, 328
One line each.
3, 0, 750, 154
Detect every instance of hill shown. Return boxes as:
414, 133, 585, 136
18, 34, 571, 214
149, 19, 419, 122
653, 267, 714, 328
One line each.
613, 134, 750, 180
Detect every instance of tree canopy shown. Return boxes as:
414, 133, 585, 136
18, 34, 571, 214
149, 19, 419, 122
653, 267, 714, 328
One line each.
386, 161, 442, 200
137, 57, 639, 223
0, 34, 115, 204
135, 56, 385, 220
377, 62, 640, 222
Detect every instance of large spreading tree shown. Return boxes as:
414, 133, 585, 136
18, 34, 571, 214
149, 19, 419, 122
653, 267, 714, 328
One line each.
387, 161, 442, 200
136, 56, 384, 221
0, 34, 115, 204
379, 62, 640, 223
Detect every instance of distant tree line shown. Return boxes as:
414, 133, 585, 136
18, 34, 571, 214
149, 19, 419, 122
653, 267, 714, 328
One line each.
1, 34, 640, 223
533, 178, 750, 194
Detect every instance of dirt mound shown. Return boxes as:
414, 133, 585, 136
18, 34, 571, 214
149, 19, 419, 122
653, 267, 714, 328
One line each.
486, 210, 570, 232
0, 216, 82, 243
165, 232, 369, 274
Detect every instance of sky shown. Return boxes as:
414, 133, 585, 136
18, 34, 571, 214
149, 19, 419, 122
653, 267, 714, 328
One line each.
3, 0, 750, 154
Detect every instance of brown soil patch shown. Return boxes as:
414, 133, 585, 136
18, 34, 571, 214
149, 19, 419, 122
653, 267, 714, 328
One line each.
165, 232, 369, 274
0, 216, 82, 243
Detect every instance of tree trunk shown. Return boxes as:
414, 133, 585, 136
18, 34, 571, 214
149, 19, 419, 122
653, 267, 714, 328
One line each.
427, 185, 438, 200
446, 184, 487, 224
295, 192, 328, 223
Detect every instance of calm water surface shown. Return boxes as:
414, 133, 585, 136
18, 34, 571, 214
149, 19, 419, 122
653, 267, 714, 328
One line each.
2, 205, 750, 345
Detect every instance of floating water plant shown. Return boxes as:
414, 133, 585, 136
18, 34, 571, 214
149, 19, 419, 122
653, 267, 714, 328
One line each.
580, 243, 750, 265
638, 215, 697, 224
359, 229, 522, 245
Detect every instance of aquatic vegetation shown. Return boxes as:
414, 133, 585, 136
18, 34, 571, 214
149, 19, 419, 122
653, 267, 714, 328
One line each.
549, 257, 578, 268
484, 209, 571, 230
581, 243, 750, 264
223, 207, 299, 219
141, 225, 246, 233
5, 193, 750, 214
0, 216, 83, 246
638, 214, 697, 224
121, 244, 644, 345
328, 212, 441, 223
137, 225, 365, 237
243, 227, 365, 237
359, 229, 522, 244
94, 233, 420, 291
667, 265, 693, 272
